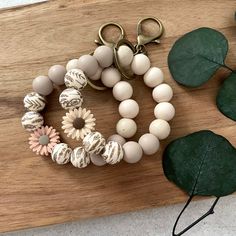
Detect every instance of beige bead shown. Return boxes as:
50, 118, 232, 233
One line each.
107, 134, 126, 146
138, 133, 160, 155
154, 102, 175, 121
51, 143, 72, 165
117, 45, 134, 67
90, 153, 106, 166
78, 55, 99, 77
144, 67, 164, 88
93, 45, 113, 68
32, 75, 53, 96
123, 141, 143, 164
102, 141, 124, 164
118, 99, 139, 118
48, 65, 66, 85
112, 81, 133, 101
116, 118, 137, 138
152, 84, 173, 102
149, 119, 171, 140
66, 59, 80, 71
131, 54, 150, 75
89, 66, 103, 81
101, 67, 121, 88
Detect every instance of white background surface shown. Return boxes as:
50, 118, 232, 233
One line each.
1, 1, 236, 236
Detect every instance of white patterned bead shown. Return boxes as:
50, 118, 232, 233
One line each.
70, 147, 90, 168
102, 141, 124, 164
83, 132, 106, 154
64, 69, 87, 90
51, 143, 72, 164
23, 92, 46, 112
21, 111, 44, 132
59, 88, 83, 110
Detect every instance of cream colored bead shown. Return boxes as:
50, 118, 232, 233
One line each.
66, 59, 80, 71
101, 67, 121, 88
144, 67, 164, 88
118, 99, 139, 118
70, 147, 90, 168
93, 45, 113, 68
154, 102, 175, 121
131, 54, 150, 75
64, 69, 87, 90
112, 81, 133, 101
152, 84, 173, 102
123, 141, 143, 163
51, 143, 72, 165
90, 153, 106, 166
117, 45, 134, 67
149, 119, 171, 140
78, 55, 98, 77
116, 118, 137, 138
138, 133, 160, 155
102, 141, 124, 164
89, 66, 102, 81
107, 134, 126, 146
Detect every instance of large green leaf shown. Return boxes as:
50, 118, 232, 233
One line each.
168, 27, 228, 87
163, 130, 236, 197
217, 72, 236, 121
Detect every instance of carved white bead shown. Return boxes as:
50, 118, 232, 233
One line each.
83, 132, 106, 154
123, 141, 143, 163
64, 69, 87, 90
102, 141, 124, 164
59, 88, 83, 110
117, 45, 134, 67
51, 143, 72, 165
118, 99, 139, 118
21, 111, 44, 132
78, 55, 99, 77
144, 67, 164, 88
66, 59, 80, 71
138, 133, 160, 155
101, 67, 121, 88
112, 81, 133, 101
131, 54, 150, 75
93, 45, 113, 68
107, 134, 126, 146
152, 84, 173, 102
90, 153, 106, 166
89, 66, 102, 81
149, 119, 171, 140
70, 147, 90, 168
116, 118, 137, 138
23, 92, 46, 112
154, 102, 175, 121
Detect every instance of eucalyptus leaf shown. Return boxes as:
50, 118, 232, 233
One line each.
168, 28, 228, 87
217, 72, 236, 121
163, 130, 236, 197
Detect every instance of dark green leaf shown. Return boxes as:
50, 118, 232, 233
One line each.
217, 72, 236, 121
168, 28, 228, 87
163, 130, 236, 197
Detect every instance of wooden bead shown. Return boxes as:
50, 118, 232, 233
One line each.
102, 141, 124, 164
107, 134, 126, 146
51, 143, 72, 165
117, 45, 134, 67
64, 69, 87, 90
154, 102, 175, 121
144, 67, 164, 88
152, 84, 173, 102
32, 75, 53, 96
21, 111, 44, 132
89, 66, 102, 81
118, 99, 139, 118
70, 147, 90, 168
123, 141, 143, 163
59, 88, 83, 110
101, 67, 121, 88
116, 118, 137, 138
149, 119, 171, 140
66, 59, 80, 71
90, 153, 106, 166
93, 46, 113, 68
48, 65, 66, 85
138, 133, 160, 155
78, 55, 98, 77
83, 132, 106, 154
131, 54, 150, 75
112, 81, 133, 101
23, 92, 46, 112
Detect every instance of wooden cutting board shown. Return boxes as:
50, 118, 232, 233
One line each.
0, 0, 236, 233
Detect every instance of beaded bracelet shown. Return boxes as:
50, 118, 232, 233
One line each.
21, 17, 175, 168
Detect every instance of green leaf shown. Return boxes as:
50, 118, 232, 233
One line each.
163, 130, 236, 197
217, 72, 236, 121
168, 27, 228, 87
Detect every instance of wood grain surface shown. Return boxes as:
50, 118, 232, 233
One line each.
0, 0, 236, 233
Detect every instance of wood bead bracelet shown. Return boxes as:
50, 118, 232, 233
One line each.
21, 17, 175, 168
